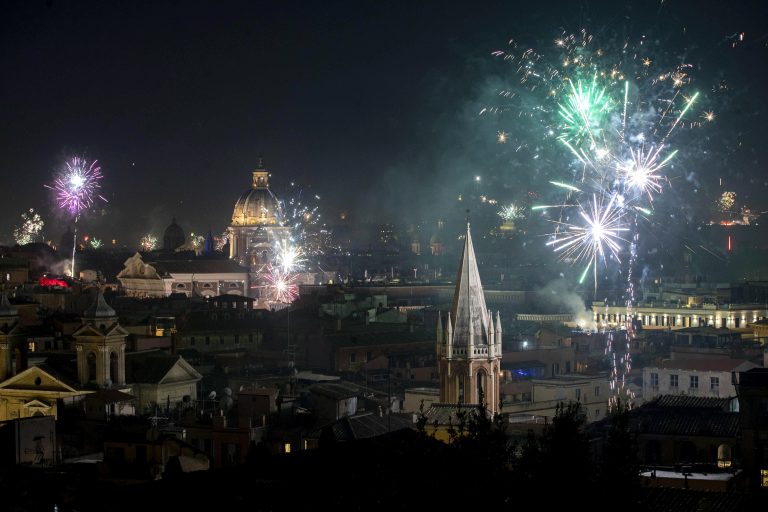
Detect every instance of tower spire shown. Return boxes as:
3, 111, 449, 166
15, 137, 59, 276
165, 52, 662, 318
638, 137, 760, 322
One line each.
449, 220, 490, 349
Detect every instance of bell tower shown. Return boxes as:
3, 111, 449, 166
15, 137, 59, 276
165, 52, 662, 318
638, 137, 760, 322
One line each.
0, 293, 24, 381
74, 291, 128, 387
437, 222, 503, 414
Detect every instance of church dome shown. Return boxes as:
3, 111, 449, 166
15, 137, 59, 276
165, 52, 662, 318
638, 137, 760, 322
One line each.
231, 168, 281, 227
163, 218, 186, 251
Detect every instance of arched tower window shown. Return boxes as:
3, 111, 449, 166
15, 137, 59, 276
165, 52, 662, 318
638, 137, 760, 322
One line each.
87, 352, 96, 382
110, 351, 119, 385
457, 373, 465, 404
476, 370, 487, 405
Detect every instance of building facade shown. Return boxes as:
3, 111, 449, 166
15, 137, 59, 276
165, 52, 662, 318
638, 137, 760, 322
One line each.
642, 358, 758, 401
228, 162, 290, 301
117, 253, 249, 298
593, 301, 768, 330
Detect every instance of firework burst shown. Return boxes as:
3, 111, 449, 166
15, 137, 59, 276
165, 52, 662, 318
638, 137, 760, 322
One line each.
498, 203, 525, 221
46, 157, 106, 216
13, 208, 45, 245
264, 265, 299, 303
616, 145, 676, 202
274, 238, 306, 274
547, 193, 629, 284
487, 27, 712, 411
45, 155, 108, 278
278, 182, 335, 257
140, 234, 158, 252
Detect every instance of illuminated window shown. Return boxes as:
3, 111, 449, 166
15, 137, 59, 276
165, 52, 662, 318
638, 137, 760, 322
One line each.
761, 469, 768, 488
27, 341, 35, 352
717, 444, 732, 468
284, 443, 291, 454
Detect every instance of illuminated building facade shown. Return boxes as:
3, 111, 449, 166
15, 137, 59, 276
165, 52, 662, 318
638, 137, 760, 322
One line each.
228, 161, 289, 300
436, 223, 502, 414
592, 301, 768, 330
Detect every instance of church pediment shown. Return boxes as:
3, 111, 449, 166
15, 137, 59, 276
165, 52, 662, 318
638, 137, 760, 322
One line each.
0, 321, 22, 337
0, 366, 79, 393
105, 324, 129, 337
160, 358, 202, 384
72, 324, 106, 338
23, 399, 52, 409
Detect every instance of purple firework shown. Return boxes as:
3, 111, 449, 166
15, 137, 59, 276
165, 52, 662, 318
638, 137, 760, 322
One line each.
46, 156, 106, 216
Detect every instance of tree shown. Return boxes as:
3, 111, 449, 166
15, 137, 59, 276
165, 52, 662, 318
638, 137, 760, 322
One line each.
599, 399, 640, 505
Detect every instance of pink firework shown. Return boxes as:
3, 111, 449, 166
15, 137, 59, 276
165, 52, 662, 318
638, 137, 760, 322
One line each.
46, 156, 106, 216
264, 265, 299, 303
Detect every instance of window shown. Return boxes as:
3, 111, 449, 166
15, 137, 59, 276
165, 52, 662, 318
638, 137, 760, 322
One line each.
575, 388, 581, 401
595, 409, 600, 418
650, 372, 659, 388
711, 377, 720, 391
670, 374, 678, 388
366, 351, 372, 362
761, 469, 768, 488
350, 352, 356, 363
690, 375, 699, 389
219, 336, 224, 345
176, 283, 186, 289
594, 386, 600, 397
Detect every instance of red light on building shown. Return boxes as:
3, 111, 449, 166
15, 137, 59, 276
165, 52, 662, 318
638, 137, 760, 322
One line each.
39, 276, 69, 288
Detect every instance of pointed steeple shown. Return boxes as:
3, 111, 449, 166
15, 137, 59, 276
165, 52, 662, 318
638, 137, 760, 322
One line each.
449, 222, 490, 347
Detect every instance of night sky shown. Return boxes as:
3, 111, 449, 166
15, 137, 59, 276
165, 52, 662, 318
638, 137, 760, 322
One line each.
2, 0, 767, 252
